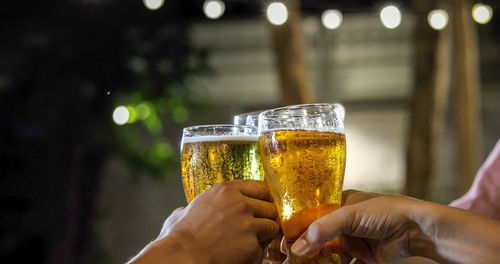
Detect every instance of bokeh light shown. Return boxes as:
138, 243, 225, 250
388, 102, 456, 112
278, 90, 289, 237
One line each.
143, 0, 164, 10
126, 106, 137, 124
113, 106, 129, 125
266, 2, 288, 26
203, 0, 225, 20
380, 5, 401, 29
472, 3, 493, 24
428, 9, 449, 30
321, 9, 343, 30
173, 106, 189, 123
136, 103, 152, 120
154, 142, 174, 159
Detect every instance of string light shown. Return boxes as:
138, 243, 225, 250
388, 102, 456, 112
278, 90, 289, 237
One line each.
380, 5, 401, 29
428, 9, 449, 30
143, 0, 164, 10
266, 2, 288, 26
321, 9, 343, 30
472, 3, 493, 24
113, 106, 129, 125
203, 0, 225, 19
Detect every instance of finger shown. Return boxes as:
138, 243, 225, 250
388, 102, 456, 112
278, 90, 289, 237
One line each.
340, 236, 376, 264
290, 206, 353, 257
342, 189, 380, 206
341, 189, 360, 205
252, 218, 280, 243
231, 180, 273, 201
246, 197, 277, 219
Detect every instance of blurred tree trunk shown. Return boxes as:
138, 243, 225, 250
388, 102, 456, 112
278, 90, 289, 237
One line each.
451, 0, 482, 195
317, 25, 333, 101
406, 0, 452, 199
270, 0, 314, 105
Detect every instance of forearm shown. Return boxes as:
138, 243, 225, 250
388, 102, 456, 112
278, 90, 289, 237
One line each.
127, 233, 200, 264
410, 201, 500, 264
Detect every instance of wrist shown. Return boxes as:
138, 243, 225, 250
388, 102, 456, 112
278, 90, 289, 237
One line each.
160, 232, 205, 264
405, 197, 500, 264
406, 200, 441, 259
129, 232, 203, 264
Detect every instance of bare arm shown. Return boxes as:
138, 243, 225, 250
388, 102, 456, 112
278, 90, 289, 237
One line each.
291, 190, 500, 264
411, 202, 500, 264
128, 233, 199, 264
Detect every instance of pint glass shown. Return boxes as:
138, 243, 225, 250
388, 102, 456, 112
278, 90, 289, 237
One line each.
233, 110, 262, 127
181, 125, 263, 203
258, 104, 346, 264
234, 111, 286, 264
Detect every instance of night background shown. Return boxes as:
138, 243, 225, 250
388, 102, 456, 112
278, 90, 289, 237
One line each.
1, 0, 499, 263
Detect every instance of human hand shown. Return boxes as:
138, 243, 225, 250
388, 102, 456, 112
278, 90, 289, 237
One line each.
288, 189, 500, 264
129, 180, 279, 264
290, 190, 423, 264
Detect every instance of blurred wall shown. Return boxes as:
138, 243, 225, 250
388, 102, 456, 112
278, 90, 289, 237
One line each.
188, 14, 414, 105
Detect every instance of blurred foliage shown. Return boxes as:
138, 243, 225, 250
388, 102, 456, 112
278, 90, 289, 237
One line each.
107, 26, 210, 178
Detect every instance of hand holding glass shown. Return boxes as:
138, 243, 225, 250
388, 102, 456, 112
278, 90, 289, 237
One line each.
258, 104, 346, 264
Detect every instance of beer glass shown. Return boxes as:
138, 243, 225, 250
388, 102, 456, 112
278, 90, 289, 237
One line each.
258, 104, 346, 264
181, 125, 263, 203
233, 112, 286, 264
233, 110, 262, 127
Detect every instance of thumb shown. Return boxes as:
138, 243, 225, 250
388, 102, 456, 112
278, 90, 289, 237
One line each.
290, 206, 353, 257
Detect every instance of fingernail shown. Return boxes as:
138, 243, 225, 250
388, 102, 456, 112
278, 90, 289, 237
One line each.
291, 238, 309, 256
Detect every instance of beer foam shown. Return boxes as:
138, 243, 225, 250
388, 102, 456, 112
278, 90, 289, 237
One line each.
262, 128, 345, 134
182, 135, 259, 144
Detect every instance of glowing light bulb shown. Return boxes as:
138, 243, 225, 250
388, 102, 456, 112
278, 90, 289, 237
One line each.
380, 5, 401, 29
203, 0, 225, 19
113, 106, 129, 125
143, 0, 164, 10
267, 2, 288, 26
428, 9, 449, 30
321, 9, 343, 30
472, 3, 493, 24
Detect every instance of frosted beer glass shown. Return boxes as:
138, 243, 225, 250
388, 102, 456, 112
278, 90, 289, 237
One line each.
180, 125, 263, 203
233, 110, 262, 127
258, 104, 346, 264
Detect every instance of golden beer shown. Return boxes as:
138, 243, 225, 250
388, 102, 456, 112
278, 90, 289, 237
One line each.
181, 135, 263, 203
259, 129, 346, 262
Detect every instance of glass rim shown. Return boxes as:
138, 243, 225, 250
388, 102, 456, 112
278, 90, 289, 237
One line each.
259, 103, 341, 119
234, 110, 263, 118
183, 124, 257, 134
